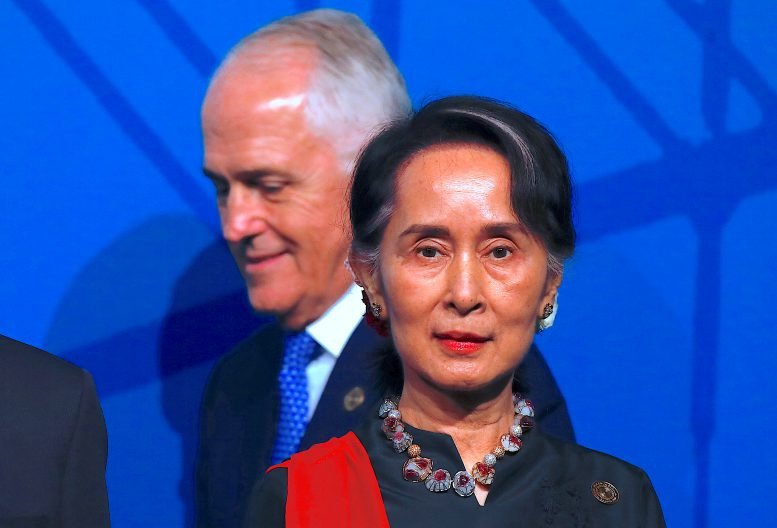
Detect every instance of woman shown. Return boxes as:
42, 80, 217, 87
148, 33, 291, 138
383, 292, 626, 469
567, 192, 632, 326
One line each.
245, 96, 665, 527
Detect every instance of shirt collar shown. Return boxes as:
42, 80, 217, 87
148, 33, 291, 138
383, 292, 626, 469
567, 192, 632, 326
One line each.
306, 283, 364, 359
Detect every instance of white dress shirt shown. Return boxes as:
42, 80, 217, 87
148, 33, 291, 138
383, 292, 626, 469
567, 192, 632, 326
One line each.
304, 283, 364, 421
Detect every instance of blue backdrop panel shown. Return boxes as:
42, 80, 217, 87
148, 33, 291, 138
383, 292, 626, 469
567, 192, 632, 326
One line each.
1, 1, 775, 527
712, 190, 777, 524
544, 216, 698, 528
399, 0, 667, 181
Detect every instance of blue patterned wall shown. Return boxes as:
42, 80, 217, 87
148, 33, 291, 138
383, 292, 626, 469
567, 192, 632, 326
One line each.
2, 1, 775, 526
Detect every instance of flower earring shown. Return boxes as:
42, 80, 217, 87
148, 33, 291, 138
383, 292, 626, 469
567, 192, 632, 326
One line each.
361, 290, 390, 337
537, 294, 559, 332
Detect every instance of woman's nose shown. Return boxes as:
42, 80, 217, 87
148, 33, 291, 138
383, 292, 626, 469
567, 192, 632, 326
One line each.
446, 254, 485, 316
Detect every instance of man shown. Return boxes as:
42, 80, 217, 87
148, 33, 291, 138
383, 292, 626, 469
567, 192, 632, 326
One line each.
197, 9, 574, 528
0, 334, 110, 527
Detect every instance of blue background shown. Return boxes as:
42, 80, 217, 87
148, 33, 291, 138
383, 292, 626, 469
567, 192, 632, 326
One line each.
2, 1, 775, 526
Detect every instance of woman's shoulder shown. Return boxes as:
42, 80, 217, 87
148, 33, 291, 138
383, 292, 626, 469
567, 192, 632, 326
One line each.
259, 431, 368, 491
243, 436, 359, 528
530, 431, 666, 526
541, 432, 651, 481
270, 431, 365, 471
244, 466, 288, 528
246, 432, 384, 527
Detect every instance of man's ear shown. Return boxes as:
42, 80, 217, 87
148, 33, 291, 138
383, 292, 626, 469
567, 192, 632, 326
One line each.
348, 251, 386, 316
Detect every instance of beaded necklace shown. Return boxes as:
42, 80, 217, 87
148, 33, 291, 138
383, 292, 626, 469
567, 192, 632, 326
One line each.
378, 394, 535, 497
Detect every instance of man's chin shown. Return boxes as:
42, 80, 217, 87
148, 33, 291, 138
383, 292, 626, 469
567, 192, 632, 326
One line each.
246, 289, 295, 319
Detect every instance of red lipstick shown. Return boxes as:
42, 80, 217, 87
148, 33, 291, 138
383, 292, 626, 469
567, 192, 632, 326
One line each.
435, 332, 489, 355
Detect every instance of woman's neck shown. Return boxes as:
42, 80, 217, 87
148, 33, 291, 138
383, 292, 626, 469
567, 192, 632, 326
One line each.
398, 379, 515, 504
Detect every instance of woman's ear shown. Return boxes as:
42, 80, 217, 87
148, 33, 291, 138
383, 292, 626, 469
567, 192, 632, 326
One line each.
536, 271, 562, 332
347, 251, 386, 315
540, 271, 562, 317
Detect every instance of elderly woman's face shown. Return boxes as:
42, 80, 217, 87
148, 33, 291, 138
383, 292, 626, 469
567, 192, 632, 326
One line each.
369, 143, 560, 393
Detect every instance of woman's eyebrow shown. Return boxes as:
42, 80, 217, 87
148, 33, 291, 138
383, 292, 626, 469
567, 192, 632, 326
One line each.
481, 222, 527, 238
397, 223, 528, 239
398, 224, 450, 238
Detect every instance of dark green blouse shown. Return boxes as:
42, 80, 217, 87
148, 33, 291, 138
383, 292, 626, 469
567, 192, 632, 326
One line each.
246, 415, 665, 527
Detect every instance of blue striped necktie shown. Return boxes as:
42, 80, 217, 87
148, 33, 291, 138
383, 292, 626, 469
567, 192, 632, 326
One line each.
270, 331, 319, 464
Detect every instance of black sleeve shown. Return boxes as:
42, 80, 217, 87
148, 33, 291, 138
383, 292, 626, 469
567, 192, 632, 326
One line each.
243, 469, 287, 528
640, 470, 667, 528
518, 344, 576, 442
195, 364, 221, 528
60, 370, 111, 528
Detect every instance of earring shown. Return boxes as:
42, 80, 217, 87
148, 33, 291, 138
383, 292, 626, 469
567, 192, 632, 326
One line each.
361, 289, 390, 337
537, 296, 558, 333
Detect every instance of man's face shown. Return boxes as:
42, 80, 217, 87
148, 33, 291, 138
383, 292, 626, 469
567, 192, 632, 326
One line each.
201, 53, 353, 329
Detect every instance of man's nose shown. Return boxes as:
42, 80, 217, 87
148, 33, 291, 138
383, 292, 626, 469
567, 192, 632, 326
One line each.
220, 188, 268, 243
446, 254, 485, 316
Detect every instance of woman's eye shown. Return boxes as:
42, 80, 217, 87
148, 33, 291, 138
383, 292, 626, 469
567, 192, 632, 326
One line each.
419, 247, 439, 258
491, 247, 511, 259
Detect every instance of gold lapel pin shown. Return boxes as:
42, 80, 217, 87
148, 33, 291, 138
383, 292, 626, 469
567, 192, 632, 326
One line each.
343, 386, 365, 411
592, 481, 619, 504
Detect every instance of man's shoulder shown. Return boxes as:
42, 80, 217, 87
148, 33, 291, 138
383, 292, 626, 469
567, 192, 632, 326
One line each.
204, 321, 284, 399
215, 321, 283, 370
0, 334, 92, 440
0, 334, 85, 393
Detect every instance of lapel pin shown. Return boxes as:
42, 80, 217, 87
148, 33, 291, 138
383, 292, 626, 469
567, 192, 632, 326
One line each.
592, 481, 619, 504
343, 386, 365, 411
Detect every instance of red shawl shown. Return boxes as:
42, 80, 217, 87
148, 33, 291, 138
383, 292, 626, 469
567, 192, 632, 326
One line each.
268, 432, 390, 528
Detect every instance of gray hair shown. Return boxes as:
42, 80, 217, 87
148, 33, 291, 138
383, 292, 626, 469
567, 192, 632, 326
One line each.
215, 9, 412, 173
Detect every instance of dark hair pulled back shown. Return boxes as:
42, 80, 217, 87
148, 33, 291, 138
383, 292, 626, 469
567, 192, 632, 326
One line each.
350, 95, 575, 274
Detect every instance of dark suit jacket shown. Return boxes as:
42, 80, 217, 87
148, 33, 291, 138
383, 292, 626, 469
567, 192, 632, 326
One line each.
195, 320, 573, 528
0, 335, 110, 528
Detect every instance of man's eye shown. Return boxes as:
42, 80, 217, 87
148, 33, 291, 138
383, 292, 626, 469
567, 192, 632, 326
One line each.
213, 181, 229, 198
419, 247, 439, 258
259, 180, 287, 194
491, 247, 511, 259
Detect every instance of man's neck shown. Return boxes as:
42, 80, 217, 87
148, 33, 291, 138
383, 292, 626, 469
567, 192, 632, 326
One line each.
279, 281, 354, 331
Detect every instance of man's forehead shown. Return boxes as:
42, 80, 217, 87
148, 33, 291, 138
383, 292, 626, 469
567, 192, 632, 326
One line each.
203, 60, 312, 127
211, 44, 317, 96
